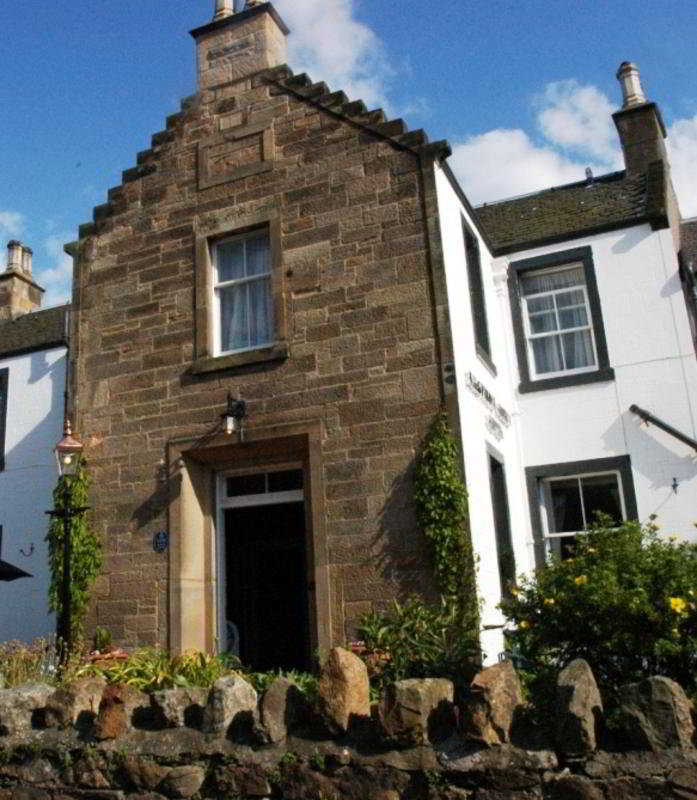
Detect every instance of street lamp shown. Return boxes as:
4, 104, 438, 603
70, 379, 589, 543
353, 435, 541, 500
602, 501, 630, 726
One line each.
46, 420, 88, 661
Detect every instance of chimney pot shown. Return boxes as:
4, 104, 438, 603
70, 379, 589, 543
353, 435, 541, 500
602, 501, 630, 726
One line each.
21, 246, 32, 276
6, 240, 22, 272
617, 61, 646, 109
213, 0, 234, 20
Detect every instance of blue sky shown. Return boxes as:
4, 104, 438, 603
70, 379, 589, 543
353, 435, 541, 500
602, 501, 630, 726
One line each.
2, 0, 697, 306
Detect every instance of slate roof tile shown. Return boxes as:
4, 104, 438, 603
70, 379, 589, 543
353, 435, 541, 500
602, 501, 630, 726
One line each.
0, 305, 69, 359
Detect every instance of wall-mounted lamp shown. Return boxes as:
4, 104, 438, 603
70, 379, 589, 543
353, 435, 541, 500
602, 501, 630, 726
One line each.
221, 393, 246, 435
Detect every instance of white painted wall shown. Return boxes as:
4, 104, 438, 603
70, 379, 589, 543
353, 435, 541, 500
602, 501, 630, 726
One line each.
0, 346, 66, 643
433, 163, 535, 663
496, 224, 697, 545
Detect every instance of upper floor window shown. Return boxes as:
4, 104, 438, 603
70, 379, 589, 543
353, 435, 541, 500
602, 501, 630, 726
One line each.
0, 368, 7, 472
509, 246, 614, 392
213, 230, 273, 355
520, 264, 596, 378
463, 217, 494, 371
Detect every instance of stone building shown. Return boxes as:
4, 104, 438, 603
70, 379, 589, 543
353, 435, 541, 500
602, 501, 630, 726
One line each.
66, 1, 458, 667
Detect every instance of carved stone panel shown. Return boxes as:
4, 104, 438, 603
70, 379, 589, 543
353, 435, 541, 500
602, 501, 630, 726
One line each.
198, 121, 274, 190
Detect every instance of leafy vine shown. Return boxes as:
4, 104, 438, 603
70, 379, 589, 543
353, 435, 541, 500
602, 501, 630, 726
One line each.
46, 458, 102, 646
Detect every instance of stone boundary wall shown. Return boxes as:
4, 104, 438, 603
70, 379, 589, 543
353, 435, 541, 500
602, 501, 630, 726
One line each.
1, 649, 696, 799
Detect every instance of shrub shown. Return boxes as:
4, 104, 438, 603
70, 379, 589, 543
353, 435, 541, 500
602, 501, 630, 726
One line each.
500, 516, 697, 704
358, 595, 480, 690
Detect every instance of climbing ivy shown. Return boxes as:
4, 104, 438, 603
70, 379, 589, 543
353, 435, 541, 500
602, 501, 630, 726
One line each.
46, 458, 102, 648
413, 411, 479, 630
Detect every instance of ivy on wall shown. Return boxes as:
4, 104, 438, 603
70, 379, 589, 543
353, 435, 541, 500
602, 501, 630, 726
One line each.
413, 412, 480, 632
46, 459, 102, 645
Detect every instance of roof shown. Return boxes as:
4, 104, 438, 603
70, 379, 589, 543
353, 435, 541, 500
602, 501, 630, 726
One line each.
0, 305, 69, 359
475, 163, 669, 255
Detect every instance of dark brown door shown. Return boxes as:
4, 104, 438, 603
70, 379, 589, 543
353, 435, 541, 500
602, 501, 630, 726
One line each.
224, 501, 310, 671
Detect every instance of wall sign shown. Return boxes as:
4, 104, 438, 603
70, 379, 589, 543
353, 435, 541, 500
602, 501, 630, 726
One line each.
466, 371, 511, 428
153, 531, 169, 553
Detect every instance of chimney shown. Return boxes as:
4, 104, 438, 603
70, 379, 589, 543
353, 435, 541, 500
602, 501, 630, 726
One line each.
7, 240, 22, 272
190, 1, 289, 91
0, 240, 44, 320
21, 246, 32, 276
613, 61, 668, 176
213, 0, 234, 20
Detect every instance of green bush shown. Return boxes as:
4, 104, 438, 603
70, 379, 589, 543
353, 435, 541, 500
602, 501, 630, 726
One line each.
500, 516, 697, 704
359, 595, 480, 690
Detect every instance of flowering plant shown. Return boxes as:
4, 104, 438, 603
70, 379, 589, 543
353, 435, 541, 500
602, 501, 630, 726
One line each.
500, 517, 697, 703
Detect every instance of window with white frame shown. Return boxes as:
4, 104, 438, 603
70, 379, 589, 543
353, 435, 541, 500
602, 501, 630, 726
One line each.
541, 471, 624, 559
509, 246, 613, 393
526, 456, 637, 566
213, 230, 273, 355
520, 263, 597, 378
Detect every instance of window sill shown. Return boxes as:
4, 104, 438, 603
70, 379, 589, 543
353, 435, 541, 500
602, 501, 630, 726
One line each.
518, 366, 615, 394
476, 345, 497, 377
190, 342, 289, 375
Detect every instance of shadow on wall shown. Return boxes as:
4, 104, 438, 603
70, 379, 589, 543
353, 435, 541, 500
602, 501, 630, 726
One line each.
372, 463, 439, 610
602, 411, 697, 493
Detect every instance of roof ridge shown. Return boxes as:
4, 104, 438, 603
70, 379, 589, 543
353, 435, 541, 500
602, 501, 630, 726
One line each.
476, 170, 628, 208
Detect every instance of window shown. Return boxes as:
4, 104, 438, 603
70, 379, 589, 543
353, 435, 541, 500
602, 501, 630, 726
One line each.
525, 456, 638, 566
463, 217, 494, 371
192, 209, 287, 375
0, 368, 7, 472
213, 230, 273, 355
520, 265, 596, 378
509, 247, 613, 392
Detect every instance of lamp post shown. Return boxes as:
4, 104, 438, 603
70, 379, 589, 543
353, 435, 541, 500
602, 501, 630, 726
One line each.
46, 420, 88, 661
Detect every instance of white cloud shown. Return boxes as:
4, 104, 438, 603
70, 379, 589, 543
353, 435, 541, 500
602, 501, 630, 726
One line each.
449, 128, 606, 206
536, 80, 621, 167
274, 0, 392, 110
0, 211, 23, 239
667, 115, 697, 218
450, 79, 697, 216
35, 234, 73, 307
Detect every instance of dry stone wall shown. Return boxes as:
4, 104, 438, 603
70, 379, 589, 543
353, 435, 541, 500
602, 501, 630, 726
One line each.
0, 653, 696, 799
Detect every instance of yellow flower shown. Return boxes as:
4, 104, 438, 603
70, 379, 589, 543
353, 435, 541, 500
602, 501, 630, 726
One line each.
669, 596, 687, 614
574, 575, 588, 586
587, 547, 596, 554
543, 597, 555, 605
519, 620, 530, 629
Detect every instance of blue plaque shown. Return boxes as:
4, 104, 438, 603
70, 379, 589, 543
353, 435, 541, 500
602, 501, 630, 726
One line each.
153, 531, 169, 553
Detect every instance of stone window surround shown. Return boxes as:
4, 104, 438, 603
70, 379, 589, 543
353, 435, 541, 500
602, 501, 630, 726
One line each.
525, 454, 638, 567
0, 367, 7, 472
508, 245, 614, 393
191, 206, 288, 375
166, 420, 331, 659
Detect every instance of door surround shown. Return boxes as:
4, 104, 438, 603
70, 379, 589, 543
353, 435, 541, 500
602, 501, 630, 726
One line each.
166, 420, 329, 658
